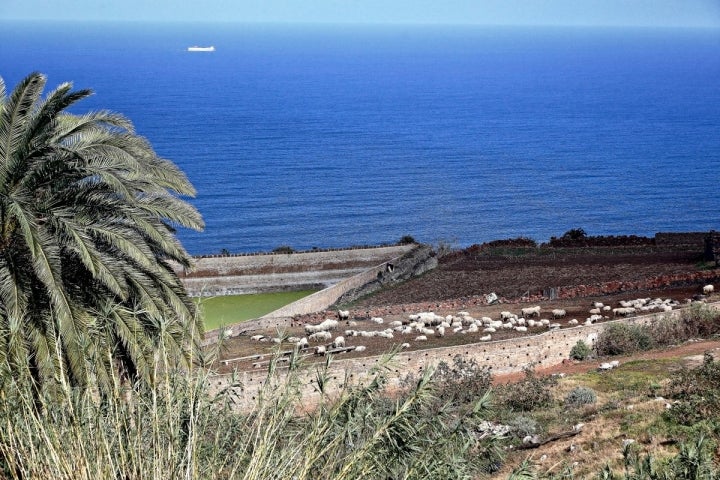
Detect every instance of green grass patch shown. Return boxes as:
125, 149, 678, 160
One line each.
576, 359, 679, 394
197, 290, 317, 330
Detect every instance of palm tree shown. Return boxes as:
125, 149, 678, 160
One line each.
0, 72, 204, 394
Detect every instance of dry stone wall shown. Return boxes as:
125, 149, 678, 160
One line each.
212, 303, 719, 411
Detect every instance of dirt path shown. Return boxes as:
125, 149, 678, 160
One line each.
493, 338, 720, 385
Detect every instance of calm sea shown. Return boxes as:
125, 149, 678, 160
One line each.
1, 22, 719, 254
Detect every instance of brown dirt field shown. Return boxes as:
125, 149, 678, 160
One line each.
215, 243, 719, 373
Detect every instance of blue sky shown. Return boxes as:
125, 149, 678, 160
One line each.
2, 0, 719, 27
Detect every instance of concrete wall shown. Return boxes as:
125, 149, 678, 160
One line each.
211, 302, 720, 410
180, 245, 414, 296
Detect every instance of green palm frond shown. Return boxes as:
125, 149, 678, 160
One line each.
0, 72, 203, 395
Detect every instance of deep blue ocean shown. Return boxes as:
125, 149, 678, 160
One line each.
1, 22, 719, 255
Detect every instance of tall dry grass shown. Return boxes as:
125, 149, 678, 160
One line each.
0, 347, 501, 479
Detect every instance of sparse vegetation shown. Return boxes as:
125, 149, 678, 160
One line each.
569, 339, 592, 360
496, 365, 557, 412
564, 386, 597, 407
272, 245, 296, 254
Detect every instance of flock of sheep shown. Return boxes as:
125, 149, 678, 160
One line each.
244, 284, 715, 362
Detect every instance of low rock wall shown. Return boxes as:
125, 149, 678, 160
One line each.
214, 303, 720, 410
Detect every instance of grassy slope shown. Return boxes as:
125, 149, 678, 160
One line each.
497, 354, 718, 478
198, 290, 317, 330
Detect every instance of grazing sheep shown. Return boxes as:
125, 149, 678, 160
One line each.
551, 309, 566, 319
370, 317, 384, 324
338, 310, 350, 320
588, 308, 601, 315
401, 343, 410, 349
415, 335, 428, 341
515, 326, 528, 332
483, 327, 496, 333
305, 318, 339, 334
521, 306, 541, 318
250, 334, 264, 341
296, 337, 309, 350
458, 311, 470, 317
309, 331, 332, 342
453, 326, 463, 333
500, 311, 515, 320
593, 302, 604, 309
332, 336, 345, 349
568, 319, 579, 325
389, 320, 403, 327
703, 284, 714, 294
612, 307, 636, 317
480, 334, 492, 341
603, 305, 612, 312
467, 324, 479, 333
314, 346, 326, 356
436, 326, 445, 337
354, 345, 366, 352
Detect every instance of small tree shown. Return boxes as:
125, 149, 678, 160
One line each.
569, 340, 592, 360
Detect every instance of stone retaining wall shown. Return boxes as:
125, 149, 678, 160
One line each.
180, 244, 414, 296
212, 302, 720, 410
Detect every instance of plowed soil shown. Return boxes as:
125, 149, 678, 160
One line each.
216, 242, 720, 372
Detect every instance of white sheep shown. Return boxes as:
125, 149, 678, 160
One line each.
250, 334, 264, 341
703, 284, 714, 294
309, 331, 332, 342
588, 308, 601, 315
337, 310, 350, 320
500, 311, 515, 320
332, 336, 345, 348
370, 317, 384, 324
314, 346, 326, 355
480, 334, 492, 341
593, 302, 604, 309
400, 343, 410, 349
483, 327, 496, 333
389, 320, 403, 327
551, 309, 566, 319
521, 306, 541, 318
568, 319, 579, 325
415, 335, 428, 341
354, 345, 366, 352
296, 337, 309, 350
436, 326, 445, 337
515, 326, 528, 332
305, 318, 339, 334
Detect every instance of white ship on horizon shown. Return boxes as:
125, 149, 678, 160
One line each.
187, 46, 215, 52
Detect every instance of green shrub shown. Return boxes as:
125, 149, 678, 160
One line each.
680, 302, 720, 338
664, 352, 720, 426
497, 365, 557, 412
562, 228, 587, 240
398, 235, 416, 245
594, 323, 654, 356
272, 245, 296, 254
419, 355, 493, 408
564, 386, 597, 407
569, 340, 592, 360
508, 415, 541, 438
